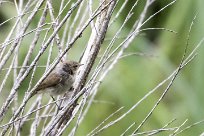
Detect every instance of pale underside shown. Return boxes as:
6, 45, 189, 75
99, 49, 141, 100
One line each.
36, 71, 74, 96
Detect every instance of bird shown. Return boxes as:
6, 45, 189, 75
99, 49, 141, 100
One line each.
34, 60, 83, 98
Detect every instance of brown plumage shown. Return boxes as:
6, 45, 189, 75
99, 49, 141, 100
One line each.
34, 60, 82, 96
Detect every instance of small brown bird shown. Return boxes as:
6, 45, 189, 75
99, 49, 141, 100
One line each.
35, 60, 83, 96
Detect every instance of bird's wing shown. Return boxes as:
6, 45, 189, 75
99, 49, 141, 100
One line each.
35, 72, 62, 91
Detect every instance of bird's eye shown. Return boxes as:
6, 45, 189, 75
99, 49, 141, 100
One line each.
74, 65, 78, 68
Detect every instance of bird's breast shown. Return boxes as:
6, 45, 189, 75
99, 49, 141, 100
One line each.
48, 75, 74, 96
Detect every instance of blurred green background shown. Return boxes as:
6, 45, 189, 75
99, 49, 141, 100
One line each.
1, 0, 204, 135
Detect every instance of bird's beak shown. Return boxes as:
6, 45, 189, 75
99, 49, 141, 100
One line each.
79, 64, 84, 67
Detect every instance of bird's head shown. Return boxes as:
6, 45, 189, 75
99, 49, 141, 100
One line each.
62, 61, 83, 75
